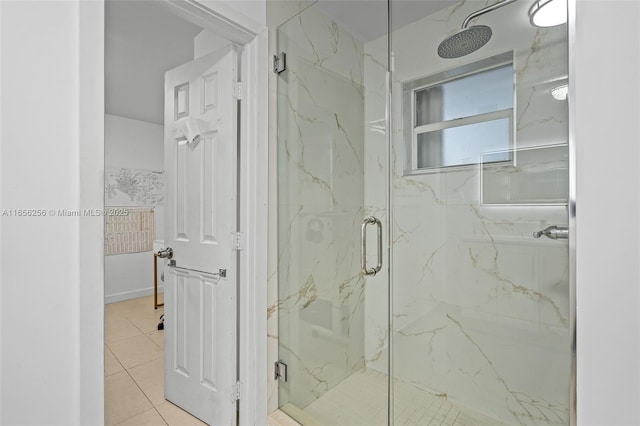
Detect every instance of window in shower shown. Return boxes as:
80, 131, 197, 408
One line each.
402, 52, 514, 172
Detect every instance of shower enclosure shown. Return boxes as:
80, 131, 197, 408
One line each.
276, 0, 573, 424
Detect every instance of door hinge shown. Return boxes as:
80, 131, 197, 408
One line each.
274, 360, 288, 382
233, 81, 244, 100
233, 231, 242, 251
234, 380, 241, 401
273, 52, 286, 74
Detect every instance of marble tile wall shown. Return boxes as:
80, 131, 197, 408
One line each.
364, 1, 570, 424
274, 4, 367, 412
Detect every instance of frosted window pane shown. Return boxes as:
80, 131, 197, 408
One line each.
417, 118, 510, 169
415, 64, 513, 126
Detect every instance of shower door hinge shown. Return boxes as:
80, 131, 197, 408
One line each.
234, 380, 241, 401
233, 231, 242, 251
273, 52, 286, 74
233, 81, 244, 100
274, 360, 288, 382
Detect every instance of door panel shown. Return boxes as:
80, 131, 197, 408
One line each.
165, 269, 235, 424
164, 45, 238, 426
200, 132, 218, 244
275, 3, 391, 425
165, 46, 237, 274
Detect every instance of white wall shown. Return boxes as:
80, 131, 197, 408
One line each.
575, 1, 640, 424
0, 0, 104, 424
200, 0, 266, 30
104, 114, 164, 303
194, 29, 231, 58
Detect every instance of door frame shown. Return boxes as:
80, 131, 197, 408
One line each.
95, 1, 268, 423
157, 2, 268, 424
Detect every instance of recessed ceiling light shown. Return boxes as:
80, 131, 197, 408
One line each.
529, 0, 567, 27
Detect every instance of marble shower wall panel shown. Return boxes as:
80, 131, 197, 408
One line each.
277, 5, 366, 410
364, 0, 570, 424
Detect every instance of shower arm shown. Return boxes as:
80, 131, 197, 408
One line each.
461, 0, 519, 28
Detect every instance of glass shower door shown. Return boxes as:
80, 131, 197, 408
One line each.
389, 0, 572, 424
276, 2, 390, 425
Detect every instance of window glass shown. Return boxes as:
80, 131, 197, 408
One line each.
417, 117, 511, 169
415, 64, 513, 126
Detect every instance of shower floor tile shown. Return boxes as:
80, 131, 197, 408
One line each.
297, 369, 502, 426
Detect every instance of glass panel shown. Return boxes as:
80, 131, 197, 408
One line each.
415, 64, 514, 126
276, 1, 389, 424
391, 0, 571, 425
416, 117, 511, 169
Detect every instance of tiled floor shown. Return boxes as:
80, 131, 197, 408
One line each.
107, 297, 498, 426
287, 369, 502, 426
105, 295, 207, 426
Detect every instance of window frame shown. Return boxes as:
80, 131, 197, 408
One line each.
402, 51, 516, 174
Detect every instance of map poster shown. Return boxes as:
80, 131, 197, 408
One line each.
105, 167, 164, 206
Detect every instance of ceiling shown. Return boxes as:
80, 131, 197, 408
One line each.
315, 0, 458, 42
105, 0, 202, 125
105, 0, 457, 125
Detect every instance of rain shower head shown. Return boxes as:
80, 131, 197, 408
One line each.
437, 25, 492, 59
437, 0, 518, 59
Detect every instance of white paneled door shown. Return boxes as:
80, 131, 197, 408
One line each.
164, 46, 239, 426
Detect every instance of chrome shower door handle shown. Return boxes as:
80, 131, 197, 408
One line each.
533, 225, 569, 240
361, 216, 383, 276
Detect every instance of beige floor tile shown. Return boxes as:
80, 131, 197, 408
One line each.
105, 371, 153, 426
106, 296, 196, 426
129, 357, 165, 406
156, 402, 208, 426
105, 345, 124, 376
108, 333, 163, 369
107, 295, 164, 333
127, 308, 164, 334
146, 330, 164, 348
107, 296, 154, 316
116, 408, 167, 426
106, 315, 143, 343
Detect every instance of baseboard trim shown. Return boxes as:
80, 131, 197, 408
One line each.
105, 286, 164, 304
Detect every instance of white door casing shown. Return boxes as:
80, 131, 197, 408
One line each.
164, 45, 239, 426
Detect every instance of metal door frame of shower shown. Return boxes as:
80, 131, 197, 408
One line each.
567, 0, 577, 424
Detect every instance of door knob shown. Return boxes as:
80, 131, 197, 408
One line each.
157, 247, 173, 259
533, 225, 568, 240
